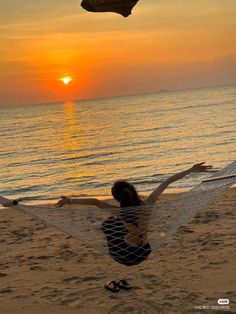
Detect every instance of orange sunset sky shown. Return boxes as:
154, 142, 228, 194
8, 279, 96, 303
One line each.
0, 0, 236, 106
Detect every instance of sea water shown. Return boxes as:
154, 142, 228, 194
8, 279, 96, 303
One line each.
0, 85, 235, 203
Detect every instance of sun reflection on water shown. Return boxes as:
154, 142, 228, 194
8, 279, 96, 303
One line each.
63, 101, 81, 151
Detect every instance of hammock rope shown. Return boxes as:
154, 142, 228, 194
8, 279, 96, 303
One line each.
1, 161, 236, 265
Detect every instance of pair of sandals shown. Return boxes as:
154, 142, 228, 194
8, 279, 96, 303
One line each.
105, 279, 132, 292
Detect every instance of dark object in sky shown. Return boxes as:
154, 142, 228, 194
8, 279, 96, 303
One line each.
81, 0, 139, 17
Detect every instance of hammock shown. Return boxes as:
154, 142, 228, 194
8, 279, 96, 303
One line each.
81, 0, 139, 17
1, 161, 236, 266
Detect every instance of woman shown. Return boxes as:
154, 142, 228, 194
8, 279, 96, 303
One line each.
56, 162, 212, 267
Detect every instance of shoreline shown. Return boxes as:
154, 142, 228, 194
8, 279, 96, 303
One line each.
5, 185, 235, 206
0, 187, 190, 207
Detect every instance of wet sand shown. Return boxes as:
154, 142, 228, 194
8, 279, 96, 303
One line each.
0, 188, 235, 314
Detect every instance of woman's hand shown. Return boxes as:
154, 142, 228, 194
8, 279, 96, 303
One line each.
3, 200, 19, 207
3, 201, 17, 207
55, 196, 71, 208
191, 162, 212, 172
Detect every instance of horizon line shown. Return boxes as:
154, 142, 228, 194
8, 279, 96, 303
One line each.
0, 82, 235, 109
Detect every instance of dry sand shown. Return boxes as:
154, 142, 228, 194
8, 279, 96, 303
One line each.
0, 188, 235, 314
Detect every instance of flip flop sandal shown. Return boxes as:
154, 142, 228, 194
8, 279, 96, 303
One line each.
104, 280, 120, 292
116, 280, 133, 290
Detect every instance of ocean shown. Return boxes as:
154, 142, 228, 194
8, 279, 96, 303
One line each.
0, 85, 235, 203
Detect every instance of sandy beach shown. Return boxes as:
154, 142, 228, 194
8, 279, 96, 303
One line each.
0, 188, 235, 314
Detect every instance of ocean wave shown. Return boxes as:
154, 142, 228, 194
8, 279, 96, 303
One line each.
0, 85, 235, 202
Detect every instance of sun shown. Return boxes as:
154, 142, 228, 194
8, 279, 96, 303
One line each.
60, 76, 73, 85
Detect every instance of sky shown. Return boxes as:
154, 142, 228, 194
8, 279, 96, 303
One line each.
0, 0, 236, 106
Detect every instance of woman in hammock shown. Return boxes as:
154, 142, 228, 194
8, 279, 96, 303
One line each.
56, 162, 212, 267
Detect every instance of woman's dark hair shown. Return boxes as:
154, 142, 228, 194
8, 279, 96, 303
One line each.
111, 180, 142, 224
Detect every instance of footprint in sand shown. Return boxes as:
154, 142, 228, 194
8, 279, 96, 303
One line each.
0, 272, 7, 277
56, 247, 78, 260
10, 228, 34, 243
63, 276, 81, 284
107, 300, 161, 314
0, 264, 9, 270
30, 265, 43, 270
194, 210, 224, 225
39, 286, 63, 301
179, 226, 194, 233
35, 255, 51, 260
63, 276, 98, 284
196, 233, 223, 251
209, 260, 226, 265
0, 288, 13, 294
60, 293, 80, 306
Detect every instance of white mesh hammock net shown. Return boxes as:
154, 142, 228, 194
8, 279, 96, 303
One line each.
1, 161, 236, 266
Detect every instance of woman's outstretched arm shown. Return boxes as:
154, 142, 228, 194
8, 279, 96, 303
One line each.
55, 196, 118, 209
145, 162, 212, 206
